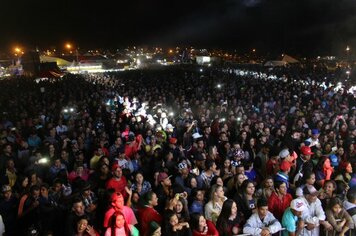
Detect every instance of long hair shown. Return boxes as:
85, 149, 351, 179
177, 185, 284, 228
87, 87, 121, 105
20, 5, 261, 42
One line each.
216, 199, 236, 233
108, 211, 131, 236
190, 212, 204, 231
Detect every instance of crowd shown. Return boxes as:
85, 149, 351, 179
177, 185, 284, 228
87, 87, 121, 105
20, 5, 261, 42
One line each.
0, 64, 355, 236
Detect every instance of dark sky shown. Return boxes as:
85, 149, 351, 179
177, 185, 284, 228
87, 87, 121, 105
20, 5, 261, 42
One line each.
1, 0, 356, 55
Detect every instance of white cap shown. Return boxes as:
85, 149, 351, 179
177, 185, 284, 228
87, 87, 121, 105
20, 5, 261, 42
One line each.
192, 132, 203, 139
290, 198, 307, 212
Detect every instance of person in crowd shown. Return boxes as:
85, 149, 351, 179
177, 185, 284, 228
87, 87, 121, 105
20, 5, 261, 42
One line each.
130, 171, 152, 196
299, 185, 333, 235
189, 188, 205, 214
190, 212, 219, 236
282, 198, 307, 236
216, 199, 244, 236
17, 184, 42, 234
268, 181, 293, 221
148, 221, 162, 236
105, 211, 139, 236
138, 191, 162, 236
243, 198, 282, 236
0, 185, 18, 235
173, 196, 190, 223
106, 164, 128, 199
73, 215, 100, 236
295, 171, 316, 197
163, 210, 192, 236
343, 188, 356, 228
155, 171, 172, 213
205, 184, 227, 224
319, 179, 337, 209
65, 198, 90, 236
326, 197, 354, 236
103, 192, 137, 229
255, 176, 274, 200
274, 160, 292, 190
234, 179, 257, 219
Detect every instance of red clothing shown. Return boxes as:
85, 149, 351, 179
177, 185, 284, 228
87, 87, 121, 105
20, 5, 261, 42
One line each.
106, 176, 128, 199
268, 191, 293, 221
103, 206, 138, 228
138, 206, 162, 236
193, 220, 219, 236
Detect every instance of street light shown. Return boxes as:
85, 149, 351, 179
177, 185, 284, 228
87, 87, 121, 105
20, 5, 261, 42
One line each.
65, 43, 80, 72
346, 46, 350, 66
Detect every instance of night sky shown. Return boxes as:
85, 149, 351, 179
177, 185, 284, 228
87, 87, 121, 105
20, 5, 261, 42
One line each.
1, 0, 356, 55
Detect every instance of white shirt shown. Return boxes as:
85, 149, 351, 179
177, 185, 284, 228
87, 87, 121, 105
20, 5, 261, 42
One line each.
299, 197, 326, 236
243, 211, 282, 236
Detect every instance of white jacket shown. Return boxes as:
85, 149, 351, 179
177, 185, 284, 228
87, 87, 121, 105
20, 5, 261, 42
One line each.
243, 211, 282, 236
299, 197, 326, 236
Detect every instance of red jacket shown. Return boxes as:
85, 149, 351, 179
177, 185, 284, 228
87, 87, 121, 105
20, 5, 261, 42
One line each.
138, 206, 162, 236
267, 191, 293, 221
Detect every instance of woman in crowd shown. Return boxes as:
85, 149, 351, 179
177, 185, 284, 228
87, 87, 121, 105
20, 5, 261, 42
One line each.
190, 213, 219, 236
174, 196, 190, 223
130, 171, 152, 196
204, 184, 227, 224
234, 179, 257, 219
295, 170, 316, 197
319, 179, 337, 209
216, 199, 244, 236
255, 176, 274, 200
105, 211, 139, 236
326, 198, 354, 236
163, 211, 192, 236
73, 215, 99, 236
138, 191, 162, 236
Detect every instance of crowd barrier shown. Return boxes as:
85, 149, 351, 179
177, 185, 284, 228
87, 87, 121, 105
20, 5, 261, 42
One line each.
234, 227, 355, 236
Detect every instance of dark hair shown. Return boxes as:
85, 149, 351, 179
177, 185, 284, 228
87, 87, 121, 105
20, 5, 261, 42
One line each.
346, 188, 356, 203
257, 198, 268, 208
190, 212, 204, 231
140, 191, 156, 206
300, 170, 315, 185
335, 180, 348, 199
327, 197, 343, 210
108, 211, 130, 236
274, 181, 286, 190
149, 221, 161, 235
216, 199, 237, 233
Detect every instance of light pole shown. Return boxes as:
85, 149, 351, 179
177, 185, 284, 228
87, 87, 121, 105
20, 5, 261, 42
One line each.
65, 43, 80, 73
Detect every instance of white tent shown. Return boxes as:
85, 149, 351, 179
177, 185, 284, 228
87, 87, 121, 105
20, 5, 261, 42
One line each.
282, 54, 299, 63
264, 60, 287, 67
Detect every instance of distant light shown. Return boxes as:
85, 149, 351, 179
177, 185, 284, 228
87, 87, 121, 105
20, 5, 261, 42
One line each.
169, 112, 174, 117
63, 109, 68, 113
217, 84, 221, 88
346, 71, 350, 74
199, 68, 203, 72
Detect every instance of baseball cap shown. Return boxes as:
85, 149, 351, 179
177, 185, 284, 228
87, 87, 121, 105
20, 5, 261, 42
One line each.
279, 149, 290, 159
1, 185, 11, 193
178, 162, 188, 170
300, 146, 314, 155
157, 172, 171, 182
111, 163, 121, 171
303, 185, 319, 196
290, 198, 307, 212
329, 154, 339, 167
192, 132, 203, 139
280, 160, 292, 172
311, 129, 320, 135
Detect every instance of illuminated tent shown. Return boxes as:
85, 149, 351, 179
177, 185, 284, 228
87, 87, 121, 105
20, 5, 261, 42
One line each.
40, 55, 72, 67
282, 54, 299, 63
264, 60, 288, 67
